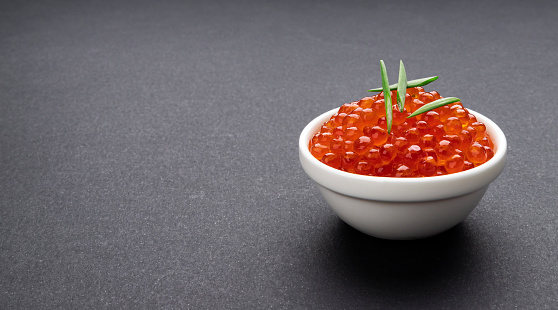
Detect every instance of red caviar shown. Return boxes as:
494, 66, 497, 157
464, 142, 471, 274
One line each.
309, 87, 495, 177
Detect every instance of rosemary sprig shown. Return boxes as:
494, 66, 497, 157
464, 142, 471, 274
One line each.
368, 76, 438, 92
396, 60, 407, 113
372, 61, 459, 126
379, 60, 393, 134
407, 97, 461, 118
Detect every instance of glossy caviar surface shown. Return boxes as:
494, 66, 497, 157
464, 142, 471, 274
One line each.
309, 87, 495, 177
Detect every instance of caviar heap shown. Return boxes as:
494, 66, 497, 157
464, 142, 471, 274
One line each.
309, 87, 495, 177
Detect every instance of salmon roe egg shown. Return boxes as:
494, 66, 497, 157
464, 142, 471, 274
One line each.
308, 87, 495, 177
364, 147, 383, 168
395, 165, 414, 178
340, 152, 358, 172
365, 126, 388, 146
321, 153, 341, 168
418, 156, 437, 177
445, 154, 465, 174
444, 117, 462, 135
353, 136, 373, 155
421, 111, 441, 127
467, 142, 487, 164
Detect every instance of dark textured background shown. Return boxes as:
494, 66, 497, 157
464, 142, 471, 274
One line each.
1, 0, 557, 308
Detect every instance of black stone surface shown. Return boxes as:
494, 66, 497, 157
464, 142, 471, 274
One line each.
1, 0, 557, 308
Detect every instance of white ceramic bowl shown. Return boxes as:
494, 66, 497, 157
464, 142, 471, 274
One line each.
299, 108, 507, 240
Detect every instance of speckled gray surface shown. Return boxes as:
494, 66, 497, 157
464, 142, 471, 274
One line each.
1, 0, 557, 308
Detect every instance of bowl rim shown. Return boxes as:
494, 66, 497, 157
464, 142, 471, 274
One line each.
299, 107, 507, 201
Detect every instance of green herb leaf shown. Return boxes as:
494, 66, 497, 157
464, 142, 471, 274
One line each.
367, 76, 439, 92
396, 60, 407, 113
379, 60, 393, 134
407, 97, 461, 118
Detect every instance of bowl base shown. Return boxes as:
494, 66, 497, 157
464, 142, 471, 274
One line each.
318, 184, 489, 240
